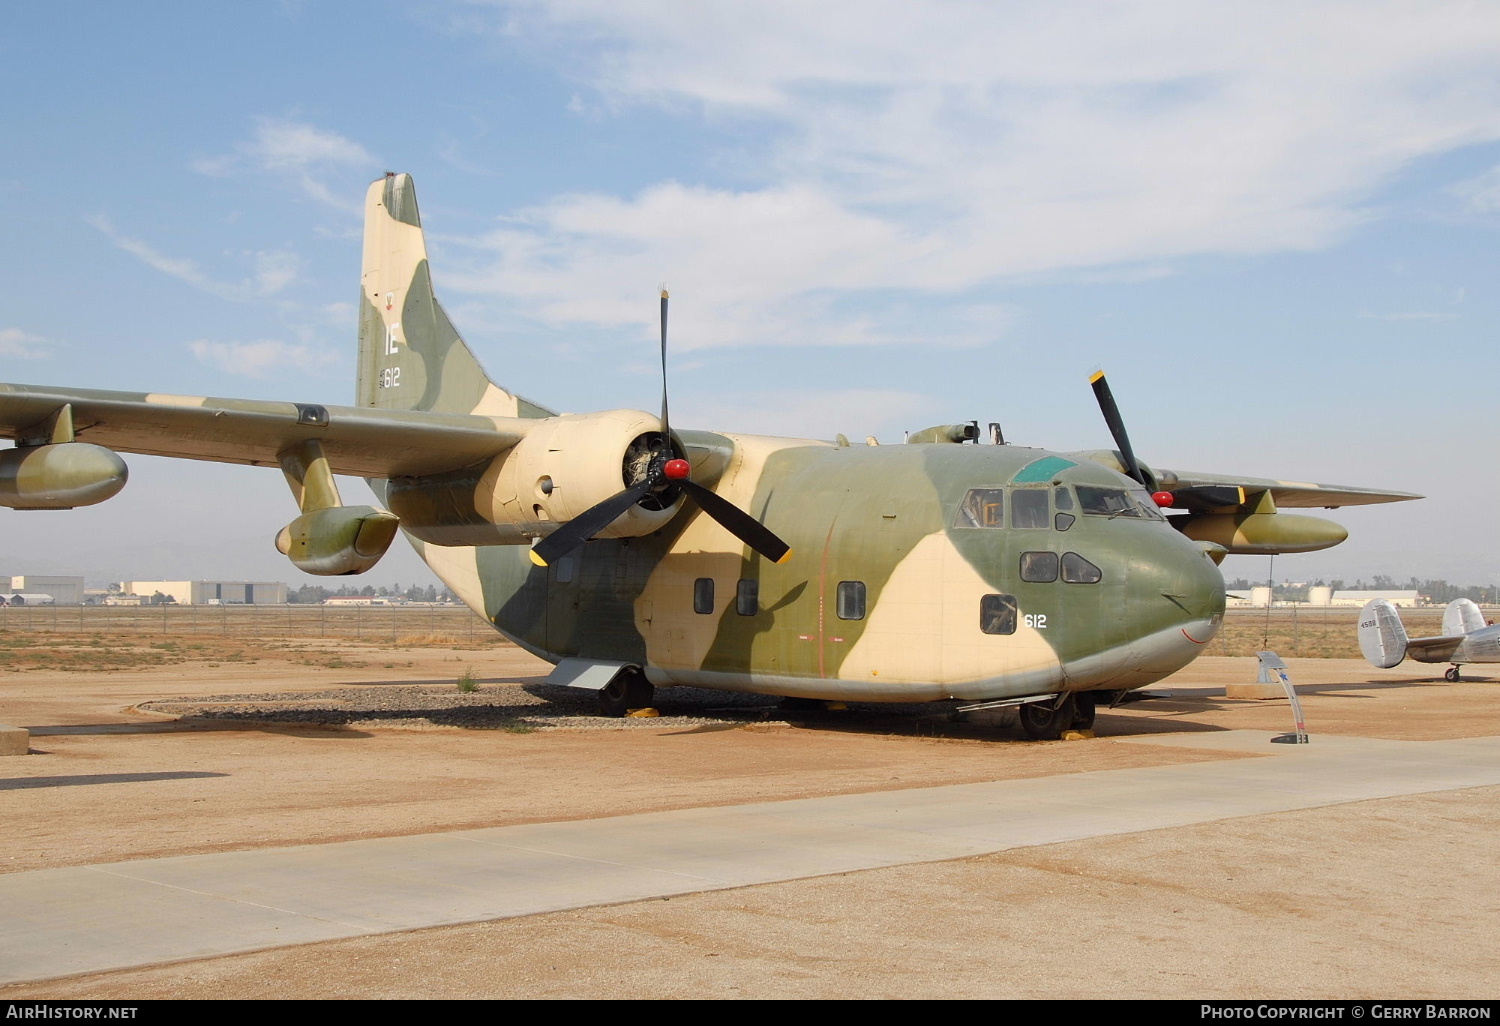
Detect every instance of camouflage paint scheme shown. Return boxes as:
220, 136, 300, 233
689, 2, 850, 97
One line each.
0, 174, 1422, 710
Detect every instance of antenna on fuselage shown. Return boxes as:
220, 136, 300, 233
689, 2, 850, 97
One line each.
988, 422, 1006, 445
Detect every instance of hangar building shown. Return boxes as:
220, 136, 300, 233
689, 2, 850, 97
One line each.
0, 575, 85, 605
126, 581, 288, 605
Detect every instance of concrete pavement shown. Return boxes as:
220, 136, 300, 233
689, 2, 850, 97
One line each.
4, 730, 1498, 986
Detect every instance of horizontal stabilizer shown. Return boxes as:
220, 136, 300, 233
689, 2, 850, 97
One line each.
1403, 633, 1467, 664
1362, 599, 1467, 666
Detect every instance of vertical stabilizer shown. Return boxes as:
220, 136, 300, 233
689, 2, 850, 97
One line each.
1358, 598, 1409, 668
357, 173, 544, 418
1443, 597, 1486, 637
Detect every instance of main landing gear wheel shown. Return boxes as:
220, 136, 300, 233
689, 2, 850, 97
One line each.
1445, 665, 1463, 683
598, 668, 654, 717
1071, 692, 1098, 731
1019, 693, 1078, 741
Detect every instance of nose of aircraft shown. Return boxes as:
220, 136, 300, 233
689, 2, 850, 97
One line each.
1123, 527, 1226, 676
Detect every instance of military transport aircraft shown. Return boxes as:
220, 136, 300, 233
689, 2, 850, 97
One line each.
0, 174, 1421, 738
1359, 598, 1499, 681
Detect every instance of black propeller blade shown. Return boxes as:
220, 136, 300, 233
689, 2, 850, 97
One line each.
530, 290, 793, 568
678, 478, 791, 564
1088, 369, 1147, 487
529, 480, 651, 567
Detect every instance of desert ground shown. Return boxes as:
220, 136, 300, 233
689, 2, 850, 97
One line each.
0, 605, 1496, 1000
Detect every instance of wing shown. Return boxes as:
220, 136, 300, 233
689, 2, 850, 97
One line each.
1156, 468, 1422, 509
0, 383, 535, 478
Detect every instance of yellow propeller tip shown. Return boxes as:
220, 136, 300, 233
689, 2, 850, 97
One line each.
529, 550, 548, 567
1088, 369, 1105, 384
776, 549, 794, 564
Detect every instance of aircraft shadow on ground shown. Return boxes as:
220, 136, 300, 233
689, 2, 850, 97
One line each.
29, 721, 375, 739
110, 677, 1453, 742
0, 771, 229, 790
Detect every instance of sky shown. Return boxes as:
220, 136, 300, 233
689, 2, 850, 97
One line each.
1, 0, 1498, 590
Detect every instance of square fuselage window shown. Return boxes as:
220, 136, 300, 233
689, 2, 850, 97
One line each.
736, 579, 759, 616
836, 580, 866, 620
694, 577, 715, 614
980, 593, 1018, 635
1020, 551, 1059, 583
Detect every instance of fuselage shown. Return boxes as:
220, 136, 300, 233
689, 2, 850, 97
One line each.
1427, 625, 1500, 665
398, 429, 1226, 702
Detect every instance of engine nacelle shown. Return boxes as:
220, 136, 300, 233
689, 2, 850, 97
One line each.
1172, 512, 1348, 555
389, 409, 684, 547
1073, 449, 1160, 491
275, 505, 399, 576
0, 442, 127, 509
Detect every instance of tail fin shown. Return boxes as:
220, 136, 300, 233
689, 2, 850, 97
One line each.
357, 173, 548, 419
1443, 597, 1486, 637
1358, 598, 1409, 668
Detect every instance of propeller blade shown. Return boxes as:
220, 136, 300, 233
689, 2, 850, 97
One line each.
679, 478, 793, 564
658, 286, 670, 443
1088, 370, 1146, 486
529, 480, 652, 567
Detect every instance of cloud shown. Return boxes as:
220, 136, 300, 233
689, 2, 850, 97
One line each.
187, 339, 337, 379
193, 117, 376, 209
447, 1, 1500, 349
0, 328, 53, 359
89, 215, 300, 302
1452, 164, 1500, 213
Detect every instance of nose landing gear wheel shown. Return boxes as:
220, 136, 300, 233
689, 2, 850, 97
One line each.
1018, 693, 1079, 740
1445, 665, 1463, 683
598, 667, 654, 717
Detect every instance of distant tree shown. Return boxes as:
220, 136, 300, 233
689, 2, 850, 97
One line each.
288, 584, 331, 604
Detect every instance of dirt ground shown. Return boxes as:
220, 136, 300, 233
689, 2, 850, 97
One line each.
1, 621, 1497, 1000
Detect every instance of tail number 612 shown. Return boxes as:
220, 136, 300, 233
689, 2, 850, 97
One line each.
1024, 613, 1048, 629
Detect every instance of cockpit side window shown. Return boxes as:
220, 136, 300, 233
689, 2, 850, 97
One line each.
954, 488, 1005, 529
1128, 489, 1166, 521
1062, 552, 1103, 583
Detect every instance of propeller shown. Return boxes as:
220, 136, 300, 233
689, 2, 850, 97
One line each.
1088, 369, 1147, 487
529, 289, 793, 568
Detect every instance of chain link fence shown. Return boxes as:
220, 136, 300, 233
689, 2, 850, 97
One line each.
0, 604, 496, 644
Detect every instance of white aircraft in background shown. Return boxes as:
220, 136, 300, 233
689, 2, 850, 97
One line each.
1359, 598, 1500, 681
